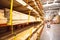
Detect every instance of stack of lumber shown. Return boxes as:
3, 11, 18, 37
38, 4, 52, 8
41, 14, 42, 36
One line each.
0, 9, 7, 24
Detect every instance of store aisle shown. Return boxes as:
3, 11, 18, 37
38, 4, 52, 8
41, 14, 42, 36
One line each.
40, 24, 60, 40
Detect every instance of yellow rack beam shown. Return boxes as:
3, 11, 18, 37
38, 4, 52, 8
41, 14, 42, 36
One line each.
9, 0, 13, 34
7, 0, 16, 40
28, 11, 31, 23
9, 0, 17, 40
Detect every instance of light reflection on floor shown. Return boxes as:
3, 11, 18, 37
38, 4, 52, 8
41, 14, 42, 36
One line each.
40, 24, 60, 40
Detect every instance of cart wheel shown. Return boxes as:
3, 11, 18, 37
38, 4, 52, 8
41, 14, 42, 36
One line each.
47, 25, 50, 28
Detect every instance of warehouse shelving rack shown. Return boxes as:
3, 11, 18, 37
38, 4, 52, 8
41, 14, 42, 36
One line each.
0, 0, 44, 40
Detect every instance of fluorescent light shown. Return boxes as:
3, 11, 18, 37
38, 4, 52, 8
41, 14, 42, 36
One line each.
54, 0, 57, 3
58, 9, 60, 15
43, 3, 59, 7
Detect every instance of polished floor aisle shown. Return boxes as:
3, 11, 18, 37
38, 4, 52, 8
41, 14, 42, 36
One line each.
40, 24, 60, 40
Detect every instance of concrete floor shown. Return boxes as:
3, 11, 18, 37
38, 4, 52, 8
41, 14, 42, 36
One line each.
40, 24, 60, 40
